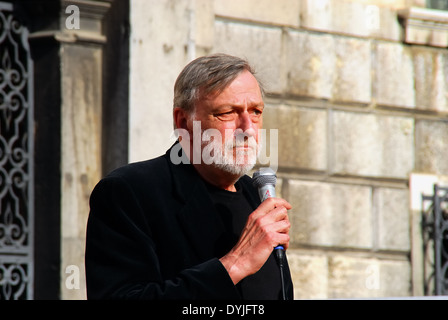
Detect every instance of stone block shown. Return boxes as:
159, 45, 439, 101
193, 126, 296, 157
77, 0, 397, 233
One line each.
214, 0, 301, 27
373, 42, 416, 108
379, 259, 412, 297
287, 250, 328, 299
415, 120, 448, 175
333, 37, 371, 103
195, 0, 215, 51
372, 5, 403, 41
331, 111, 414, 179
288, 180, 372, 248
328, 255, 411, 298
285, 31, 335, 99
301, 0, 367, 36
285, 31, 371, 103
213, 20, 284, 93
300, 0, 402, 41
413, 48, 448, 112
329, 255, 376, 298
374, 188, 411, 251
262, 104, 327, 171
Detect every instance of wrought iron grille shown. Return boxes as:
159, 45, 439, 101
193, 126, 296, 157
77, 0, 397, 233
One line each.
0, 2, 34, 300
422, 184, 448, 296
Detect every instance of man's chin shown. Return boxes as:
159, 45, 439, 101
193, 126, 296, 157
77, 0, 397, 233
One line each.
212, 162, 256, 177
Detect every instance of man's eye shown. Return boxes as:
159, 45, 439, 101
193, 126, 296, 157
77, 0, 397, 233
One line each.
251, 108, 263, 117
215, 111, 234, 119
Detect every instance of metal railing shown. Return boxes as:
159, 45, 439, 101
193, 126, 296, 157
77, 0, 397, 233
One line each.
0, 2, 34, 300
422, 184, 448, 296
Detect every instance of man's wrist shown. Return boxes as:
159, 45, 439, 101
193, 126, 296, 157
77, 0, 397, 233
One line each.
219, 253, 245, 285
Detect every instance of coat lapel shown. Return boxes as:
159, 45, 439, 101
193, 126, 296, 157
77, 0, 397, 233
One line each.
166, 145, 226, 261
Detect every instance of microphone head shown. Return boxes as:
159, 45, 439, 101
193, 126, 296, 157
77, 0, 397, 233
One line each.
252, 167, 277, 188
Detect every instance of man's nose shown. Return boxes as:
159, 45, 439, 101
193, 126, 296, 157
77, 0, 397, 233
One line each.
237, 112, 255, 134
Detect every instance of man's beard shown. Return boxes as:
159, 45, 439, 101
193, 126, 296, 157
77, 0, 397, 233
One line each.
201, 130, 261, 177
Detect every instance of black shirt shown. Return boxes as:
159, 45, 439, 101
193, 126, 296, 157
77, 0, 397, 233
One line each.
205, 180, 283, 300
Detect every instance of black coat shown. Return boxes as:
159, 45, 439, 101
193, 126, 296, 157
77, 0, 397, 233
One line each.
85, 145, 293, 299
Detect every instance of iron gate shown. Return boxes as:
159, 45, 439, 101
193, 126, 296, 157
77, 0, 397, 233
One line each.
422, 184, 448, 296
0, 2, 34, 300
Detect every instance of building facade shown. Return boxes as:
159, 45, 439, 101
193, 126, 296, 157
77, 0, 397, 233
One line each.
0, 0, 447, 299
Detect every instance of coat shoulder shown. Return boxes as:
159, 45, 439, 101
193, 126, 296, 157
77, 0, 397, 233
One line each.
105, 154, 170, 186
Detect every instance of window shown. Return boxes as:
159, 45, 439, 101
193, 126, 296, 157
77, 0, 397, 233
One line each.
427, 0, 448, 10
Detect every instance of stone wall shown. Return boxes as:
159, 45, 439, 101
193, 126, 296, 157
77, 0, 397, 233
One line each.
126, 0, 448, 299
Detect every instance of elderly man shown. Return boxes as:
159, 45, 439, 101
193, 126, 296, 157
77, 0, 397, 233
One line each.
85, 53, 293, 300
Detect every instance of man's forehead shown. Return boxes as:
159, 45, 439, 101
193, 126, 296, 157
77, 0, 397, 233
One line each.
202, 73, 263, 105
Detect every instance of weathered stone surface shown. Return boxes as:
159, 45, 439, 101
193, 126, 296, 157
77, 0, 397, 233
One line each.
288, 180, 372, 248
285, 31, 371, 103
195, 0, 215, 52
373, 42, 416, 108
415, 120, 448, 175
287, 250, 329, 299
285, 31, 335, 99
331, 111, 414, 178
413, 48, 448, 112
61, 44, 103, 300
213, 20, 284, 93
333, 36, 371, 103
301, 0, 402, 41
262, 104, 327, 171
214, 0, 301, 27
129, 0, 191, 162
288, 251, 411, 299
374, 188, 410, 251
61, 237, 87, 299
328, 255, 411, 298
61, 44, 102, 239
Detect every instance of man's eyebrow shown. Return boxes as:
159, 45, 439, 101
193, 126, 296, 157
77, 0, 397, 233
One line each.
210, 105, 235, 112
213, 100, 264, 109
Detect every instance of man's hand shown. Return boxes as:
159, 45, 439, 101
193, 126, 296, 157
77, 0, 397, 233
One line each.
219, 197, 292, 285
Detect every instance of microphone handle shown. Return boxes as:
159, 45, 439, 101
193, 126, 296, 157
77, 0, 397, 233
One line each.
256, 178, 288, 300
260, 185, 285, 254
261, 186, 284, 253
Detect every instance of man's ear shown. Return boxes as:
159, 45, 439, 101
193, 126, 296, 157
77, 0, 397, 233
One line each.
173, 107, 190, 131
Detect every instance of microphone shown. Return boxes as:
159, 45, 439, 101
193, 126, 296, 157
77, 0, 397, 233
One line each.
252, 167, 283, 250
252, 167, 287, 300
252, 167, 277, 202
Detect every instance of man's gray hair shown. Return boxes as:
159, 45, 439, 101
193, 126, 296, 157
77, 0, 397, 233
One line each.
173, 53, 264, 117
